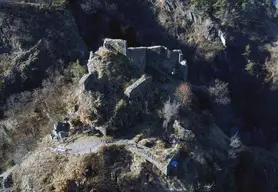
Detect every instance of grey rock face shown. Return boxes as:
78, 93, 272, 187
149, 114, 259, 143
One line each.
3, 173, 13, 188
79, 73, 100, 92
178, 60, 188, 81
52, 122, 70, 140
103, 38, 127, 55
54, 122, 70, 133
173, 120, 194, 141
0, 165, 17, 191
124, 75, 152, 99
95, 126, 107, 136
127, 47, 147, 73
146, 46, 173, 74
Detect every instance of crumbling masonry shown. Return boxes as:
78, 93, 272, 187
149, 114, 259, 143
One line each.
101, 38, 188, 81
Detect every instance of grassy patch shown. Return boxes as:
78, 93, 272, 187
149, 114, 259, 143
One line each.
114, 99, 127, 113
6, 159, 15, 169
52, 0, 66, 6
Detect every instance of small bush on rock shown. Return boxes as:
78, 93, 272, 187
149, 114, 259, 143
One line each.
6, 159, 15, 169
114, 99, 127, 113
70, 59, 87, 80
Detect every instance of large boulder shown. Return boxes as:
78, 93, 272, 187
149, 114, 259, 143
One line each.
103, 38, 127, 56
87, 46, 135, 81
0, 165, 17, 190
52, 122, 70, 140
79, 73, 102, 92
124, 75, 152, 99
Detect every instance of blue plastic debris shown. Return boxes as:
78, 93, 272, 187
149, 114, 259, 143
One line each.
270, 0, 278, 7
171, 161, 178, 168
162, 84, 169, 91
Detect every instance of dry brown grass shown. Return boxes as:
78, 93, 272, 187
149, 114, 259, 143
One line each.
0, 74, 79, 171
13, 144, 133, 191
5, 75, 77, 137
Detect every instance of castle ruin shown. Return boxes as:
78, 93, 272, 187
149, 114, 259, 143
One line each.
101, 38, 188, 81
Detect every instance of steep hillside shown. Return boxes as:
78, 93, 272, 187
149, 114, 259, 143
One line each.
2, 0, 278, 192
0, 1, 87, 172
68, 0, 278, 146
0, 1, 87, 101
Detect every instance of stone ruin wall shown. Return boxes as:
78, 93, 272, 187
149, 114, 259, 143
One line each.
102, 38, 188, 81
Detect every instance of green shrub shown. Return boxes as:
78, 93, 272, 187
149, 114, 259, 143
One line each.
241, 0, 248, 10
70, 59, 87, 80
6, 159, 15, 169
245, 61, 255, 72
243, 44, 251, 57
114, 99, 127, 113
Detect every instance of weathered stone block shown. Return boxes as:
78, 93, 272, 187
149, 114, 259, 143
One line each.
103, 38, 127, 55
124, 75, 152, 99
79, 73, 99, 92
0, 166, 17, 190
127, 47, 147, 73
146, 46, 174, 74
172, 49, 183, 62
179, 60, 188, 81
89, 51, 94, 61
147, 46, 168, 55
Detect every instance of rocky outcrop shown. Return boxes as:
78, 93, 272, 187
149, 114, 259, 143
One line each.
103, 38, 127, 55
79, 73, 101, 92
52, 122, 70, 141
77, 38, 189, 132
0, 165, 17, 191
124, 75, 152, 99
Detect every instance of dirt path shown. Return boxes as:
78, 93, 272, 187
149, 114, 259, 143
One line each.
55, 136, 174, 175
60, 137, 132, 155
64, 137, 108, 155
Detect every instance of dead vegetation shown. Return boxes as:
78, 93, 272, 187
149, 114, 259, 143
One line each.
13, 145, 133, 192
13, 140, 189, 192
265, 43, 278, 82
0, 72, 78, 172
159, 99, 180, 131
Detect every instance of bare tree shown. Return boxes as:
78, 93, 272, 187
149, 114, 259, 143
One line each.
209, 79, 231, 105
159, 99, 180, 131
175, 83, 192, 109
